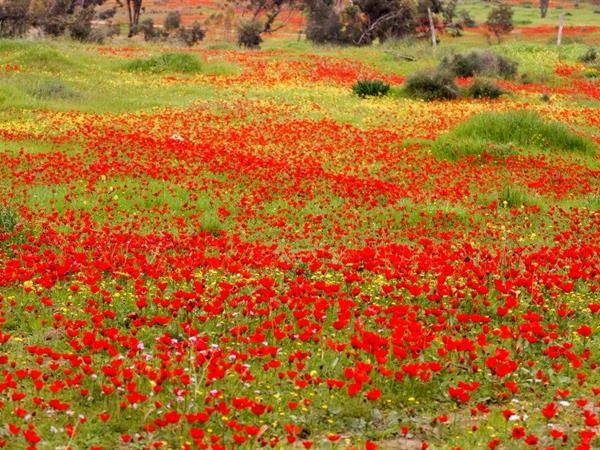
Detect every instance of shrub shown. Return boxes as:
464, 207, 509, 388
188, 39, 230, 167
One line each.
466, 78, 505, 99
0, 0, 31, 37
352, 79, 391, 98
486, 4, 513, 42
69, 7, 94, 41
440, 51, 518, 79
177, 21, 206, 47
579, 47, 598, 63
237, 20, 263, 48
460, 10, 476, 27
404, 70, 459, 101
305, 0, 343, 44
432, 110, 596, 160
139, 18, 160, 41
125, 53, 202, 74
85, 28, 106, 44
27, 79, 77, 100
107, 23, 121, 38
98, 7, 117, 21
164, 11, 181, 32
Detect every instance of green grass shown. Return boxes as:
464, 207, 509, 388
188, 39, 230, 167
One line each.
431, 110, 598, 160
0, 204, 19, 232
124, 52, 203, 73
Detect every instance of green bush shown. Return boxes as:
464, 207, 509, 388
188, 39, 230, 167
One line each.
579, 47, 598, 63
352, 79, 391, 98
404, 70, 459, 101
237, 20, 263, 49
466, 78, 505, 99
440, 50, 518, 79
432, 110, 597, 160
124, 53, 202, 74
486, 3, 514, 42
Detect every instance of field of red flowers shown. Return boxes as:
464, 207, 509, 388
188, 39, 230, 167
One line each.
0, 37, 598, 450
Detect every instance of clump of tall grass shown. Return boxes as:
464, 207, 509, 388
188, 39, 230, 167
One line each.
352, 79, 391, 98
0, 205, 19, 233
432, 110, 597, 160
124, 53, 202, 74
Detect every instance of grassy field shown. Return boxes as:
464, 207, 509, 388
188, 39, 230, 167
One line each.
0, 4, 599, 450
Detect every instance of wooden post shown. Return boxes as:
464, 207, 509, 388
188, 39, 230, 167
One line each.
428, 8, 437, 49
557, 14, 564, 46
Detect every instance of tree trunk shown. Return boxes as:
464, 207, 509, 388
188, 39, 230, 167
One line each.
427, 7, 437, 49
127, 0, 142, 37
557, 14, 564, 46
540, 0, 549, 18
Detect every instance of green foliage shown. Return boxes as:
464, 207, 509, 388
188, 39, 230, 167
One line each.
459, 10, 476, 27
237, 20, 263, 49
404, 70, 459, 101
124, 53, 202, 74
579, 47, 598, 63
440, 50, 518, 79
352, 79, 391, 98
354, 0, 417, 43
465, 78, 505, 99
432, 110, 597, 160
498, 184, 534, 208
486, 4, 514, 42
305, 0, 344, 44
0, 205, 18, 233
13, 46, 75, 73
305, 0, 417, 46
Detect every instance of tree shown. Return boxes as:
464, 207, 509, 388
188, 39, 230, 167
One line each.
305, 0, 343, 44
226, 0, 299, 36
237, 19, 263, 47
164, 10, 181, 31
354, 0, 417, 44
0, 0, 31, 37
29, 0, 106, 38
486, 3, 513, 43
305, 0, 418, 45
539, 0, 549, 18
122, 0, 143, 37
69, 4, 96, 40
